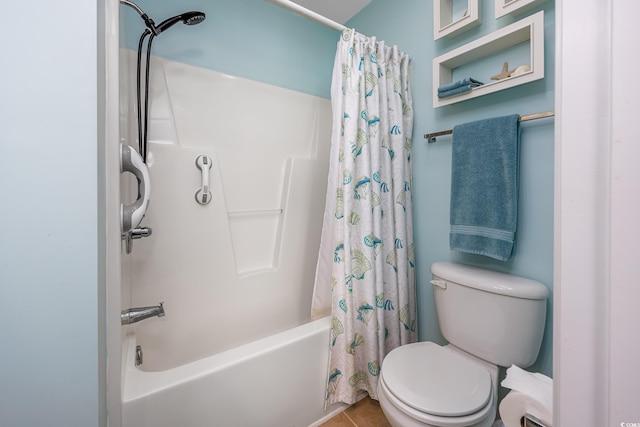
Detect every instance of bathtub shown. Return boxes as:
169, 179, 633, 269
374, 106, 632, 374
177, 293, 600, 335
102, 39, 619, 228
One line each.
122, 316, 343, 427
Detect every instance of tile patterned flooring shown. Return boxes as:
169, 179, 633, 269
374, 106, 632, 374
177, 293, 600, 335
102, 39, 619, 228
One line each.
320, 397, 392, 427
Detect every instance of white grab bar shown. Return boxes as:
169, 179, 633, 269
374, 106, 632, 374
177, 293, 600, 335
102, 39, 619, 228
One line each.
195, 155, 212, 205
120, 144, 151, 233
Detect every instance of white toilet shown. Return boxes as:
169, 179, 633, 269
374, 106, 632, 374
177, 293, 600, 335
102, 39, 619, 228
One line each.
378, 262, 548, 427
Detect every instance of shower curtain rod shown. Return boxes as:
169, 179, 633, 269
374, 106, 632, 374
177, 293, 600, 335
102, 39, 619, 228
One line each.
266, 0, 347, 32
424, 110, 555, 142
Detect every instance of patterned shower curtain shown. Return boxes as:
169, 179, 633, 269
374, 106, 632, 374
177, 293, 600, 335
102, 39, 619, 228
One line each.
315, 29, 417, 406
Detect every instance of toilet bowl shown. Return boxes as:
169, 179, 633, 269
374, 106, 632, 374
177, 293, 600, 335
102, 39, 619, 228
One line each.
378, 342, 497, 427
377, 262, 549, 427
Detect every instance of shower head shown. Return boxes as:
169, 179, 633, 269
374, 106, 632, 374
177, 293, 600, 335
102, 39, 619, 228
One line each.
156, 11, 206, 34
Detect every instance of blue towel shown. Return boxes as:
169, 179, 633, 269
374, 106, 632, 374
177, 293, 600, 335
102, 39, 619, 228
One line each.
438, 77, 483, 94
449, 114, 520, 261
438, 84, 474, 98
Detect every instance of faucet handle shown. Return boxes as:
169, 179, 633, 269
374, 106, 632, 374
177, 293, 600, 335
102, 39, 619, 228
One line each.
130, 227, 152, 239
123, 227, 153, 254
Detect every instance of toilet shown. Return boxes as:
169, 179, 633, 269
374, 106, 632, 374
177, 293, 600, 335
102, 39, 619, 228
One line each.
378, 262, 548, 427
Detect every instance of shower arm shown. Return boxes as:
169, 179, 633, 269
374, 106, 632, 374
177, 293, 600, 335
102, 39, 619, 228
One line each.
120, 0, 159, 35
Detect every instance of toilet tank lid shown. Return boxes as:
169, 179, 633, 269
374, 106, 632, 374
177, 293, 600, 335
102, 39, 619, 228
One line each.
430, 262, 549, 300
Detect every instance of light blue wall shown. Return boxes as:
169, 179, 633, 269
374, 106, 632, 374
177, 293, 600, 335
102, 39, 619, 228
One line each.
0, 1, 553, 424
123, 0, 554, 377
348, 1, 555, 377
0, 1, 104, 426
122, 0, 340, 98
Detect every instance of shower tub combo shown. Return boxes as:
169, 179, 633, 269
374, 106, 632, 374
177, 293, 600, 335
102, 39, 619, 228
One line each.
120, 53, 337, 426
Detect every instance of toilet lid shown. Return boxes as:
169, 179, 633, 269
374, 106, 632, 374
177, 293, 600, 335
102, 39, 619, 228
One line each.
381, 342, 491, 417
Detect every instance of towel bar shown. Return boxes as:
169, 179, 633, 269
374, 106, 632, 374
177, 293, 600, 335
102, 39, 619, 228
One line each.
424, 110, 554, 142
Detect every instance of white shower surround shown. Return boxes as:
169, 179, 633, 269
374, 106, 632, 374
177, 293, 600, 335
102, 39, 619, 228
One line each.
122, 52, 332, 371
120, 51, 338, 425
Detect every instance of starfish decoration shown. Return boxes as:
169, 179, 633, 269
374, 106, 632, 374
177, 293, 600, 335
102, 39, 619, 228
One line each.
491, 62, 516, 80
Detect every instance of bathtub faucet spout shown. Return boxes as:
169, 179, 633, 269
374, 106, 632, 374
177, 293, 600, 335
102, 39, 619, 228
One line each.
121, 302, 165, 325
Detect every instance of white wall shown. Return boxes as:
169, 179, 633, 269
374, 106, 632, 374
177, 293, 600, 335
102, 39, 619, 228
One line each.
0, 0, 106, 426
555, 0, 640, 425
608, 1, 640, 422
107, 2, 125, 427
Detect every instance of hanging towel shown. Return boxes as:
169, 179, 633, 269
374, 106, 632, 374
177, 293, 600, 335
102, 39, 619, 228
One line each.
449, 114, 520, 261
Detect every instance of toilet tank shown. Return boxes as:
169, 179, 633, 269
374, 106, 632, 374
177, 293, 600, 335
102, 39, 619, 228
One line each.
430, 262, 548, 368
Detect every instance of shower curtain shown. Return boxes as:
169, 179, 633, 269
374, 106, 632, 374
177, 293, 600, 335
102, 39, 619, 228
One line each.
312, 29, 416, 406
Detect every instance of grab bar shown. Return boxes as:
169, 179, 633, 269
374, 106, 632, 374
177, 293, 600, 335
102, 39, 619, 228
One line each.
195, 154, 212, 205
120, 144, 151, 232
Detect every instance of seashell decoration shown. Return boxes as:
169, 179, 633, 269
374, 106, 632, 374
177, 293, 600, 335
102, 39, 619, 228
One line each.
491, 62, 531, 80
510, 64, 531, 77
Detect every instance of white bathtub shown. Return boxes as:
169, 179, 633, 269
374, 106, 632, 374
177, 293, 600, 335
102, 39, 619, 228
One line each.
122, 316, 342, 427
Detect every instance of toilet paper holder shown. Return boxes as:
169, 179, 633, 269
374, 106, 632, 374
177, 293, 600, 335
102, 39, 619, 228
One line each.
523, 413, 548, 427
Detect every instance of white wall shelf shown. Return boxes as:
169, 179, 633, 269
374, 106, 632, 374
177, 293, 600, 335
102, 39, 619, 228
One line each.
434, 0, 481, 40
433, 10, 544, 108
495, 0, 548, 19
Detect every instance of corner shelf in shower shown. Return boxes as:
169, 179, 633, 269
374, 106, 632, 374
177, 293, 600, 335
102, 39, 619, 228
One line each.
227, 208, 284, 277
432, 10, 545, 108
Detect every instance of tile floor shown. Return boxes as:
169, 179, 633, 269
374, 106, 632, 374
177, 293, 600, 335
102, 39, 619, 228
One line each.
320, 397, 392, 427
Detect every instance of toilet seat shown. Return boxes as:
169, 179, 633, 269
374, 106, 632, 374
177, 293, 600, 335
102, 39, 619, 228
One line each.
378, 375, 495, 427
380, 342, 493, 423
